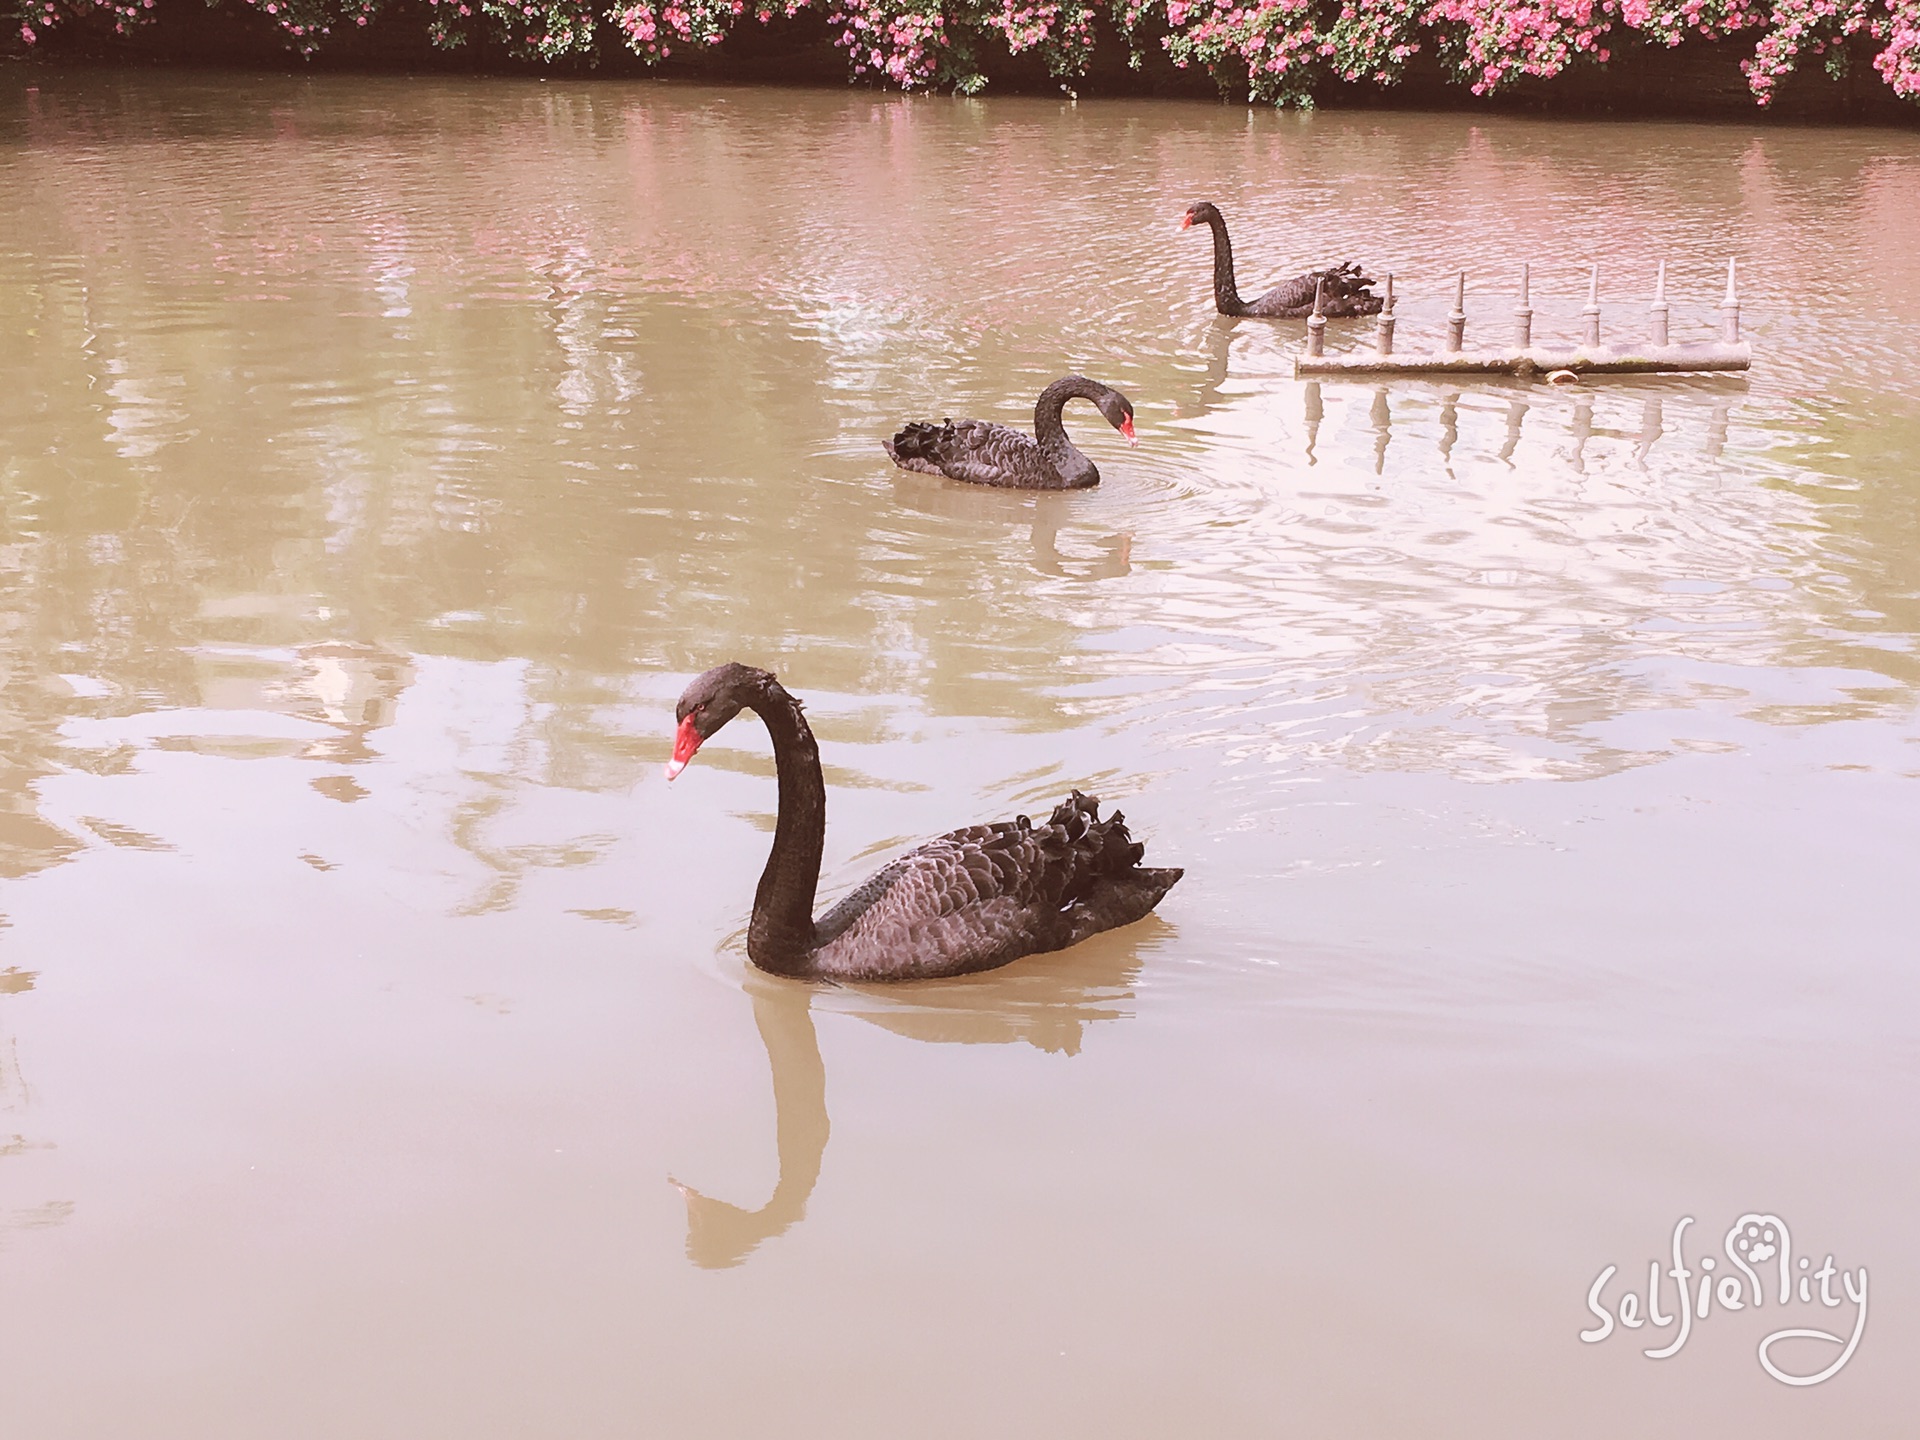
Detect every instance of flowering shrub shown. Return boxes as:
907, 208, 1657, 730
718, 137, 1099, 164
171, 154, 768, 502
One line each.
18, 0, 376, 54
823, 0, 953, 88
1619, 0, 1763, 47
483, 0, 598, 58
18, 0, 154, 46
1318, 1, 1423, 86
1742, 0, 1867, 97
608, 0, 740, 60
11, 0, 1920, 108
983, 0, 1099, 76
1156, 0, 1325, 104
1132, 0, 1918, 102
1421, 0, 1615, 92
1877, 0, 1920, 96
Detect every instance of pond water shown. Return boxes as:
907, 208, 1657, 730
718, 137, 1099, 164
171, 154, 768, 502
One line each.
1, 67, 1916, 1436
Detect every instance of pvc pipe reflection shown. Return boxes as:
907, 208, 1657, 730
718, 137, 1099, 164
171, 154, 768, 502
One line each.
1499, 398, 1528, 465
1298, 382, 1739, 473
1369, 387, 1390, 476
1570, 394, 1594, 473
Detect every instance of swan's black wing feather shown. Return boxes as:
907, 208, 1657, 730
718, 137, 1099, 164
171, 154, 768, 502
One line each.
882, 425, 950, 476
884, 418, 1063, 489
1245, 262, 1384, 319
807, 792, 1181, 980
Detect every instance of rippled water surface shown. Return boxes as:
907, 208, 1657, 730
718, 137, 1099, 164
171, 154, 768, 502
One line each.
2, 69, 1917, 1435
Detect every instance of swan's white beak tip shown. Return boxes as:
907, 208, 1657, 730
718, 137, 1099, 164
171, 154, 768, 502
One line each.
664, 758, 687, 781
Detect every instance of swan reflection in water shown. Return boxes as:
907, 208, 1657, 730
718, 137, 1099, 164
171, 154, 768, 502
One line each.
887, 476, 1133, 581
1170, 316, 1240, 421
669, 922, 1163, 1269
669, 977, 828, 1271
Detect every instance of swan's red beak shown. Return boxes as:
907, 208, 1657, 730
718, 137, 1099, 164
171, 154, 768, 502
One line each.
1180, 213, 1193, 230
665, 716, 702, 781
1120, 416, 1138, 446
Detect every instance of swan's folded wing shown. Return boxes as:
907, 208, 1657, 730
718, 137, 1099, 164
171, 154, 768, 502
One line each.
807, 796, 1176, 979
810, 821, 1077, 978
1250, 264, 1381, 319
924, 421, 1051, 488
1249, 273, 1322, 315
816, 824, 1055, 927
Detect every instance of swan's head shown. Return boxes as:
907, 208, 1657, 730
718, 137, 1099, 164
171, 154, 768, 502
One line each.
1097, 386, 1138, 446
666, 662, 769, 780
1180, 201, 1222, 231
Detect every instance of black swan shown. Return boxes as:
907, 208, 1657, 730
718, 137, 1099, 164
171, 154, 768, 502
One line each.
884, 375, 1136, 489
665, 662, 1182, 981
1182, 201, 1383, 320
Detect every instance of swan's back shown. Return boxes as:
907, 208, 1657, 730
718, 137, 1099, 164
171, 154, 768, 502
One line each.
1249, 262, 1384, 319
885, 418, 1078, 489
806, 792, 1180, 980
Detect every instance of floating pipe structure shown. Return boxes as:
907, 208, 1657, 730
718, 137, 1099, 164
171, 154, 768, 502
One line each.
1294, 260, 1750, 378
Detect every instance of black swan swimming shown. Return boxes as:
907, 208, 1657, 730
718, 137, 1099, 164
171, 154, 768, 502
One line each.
884, 375, 1137, 490
1182, 201, 1383, 320
665, 662, 1182, 981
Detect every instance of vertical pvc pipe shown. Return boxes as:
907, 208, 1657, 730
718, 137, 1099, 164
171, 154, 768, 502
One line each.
1513, 263, 1533, 348
1650, 260, 1670, 347
1721, 258, 1741, 344
1446, 271, 1466, 352
1376, 274, 1396, 355
1581, 264, 1601, 349
1306, 277, 1327, 358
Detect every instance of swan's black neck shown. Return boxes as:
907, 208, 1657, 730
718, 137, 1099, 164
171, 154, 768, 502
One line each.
1033, 376, 1103, 485
1200, 212, 1247, 317
744, 680, 825, 975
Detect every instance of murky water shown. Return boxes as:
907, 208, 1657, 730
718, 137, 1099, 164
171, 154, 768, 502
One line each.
2, 68, 1916, 1434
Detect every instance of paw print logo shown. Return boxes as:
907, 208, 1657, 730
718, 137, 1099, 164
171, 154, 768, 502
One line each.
1726, 1213, 1791, 1305
1732, 1218, 1779, 1263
